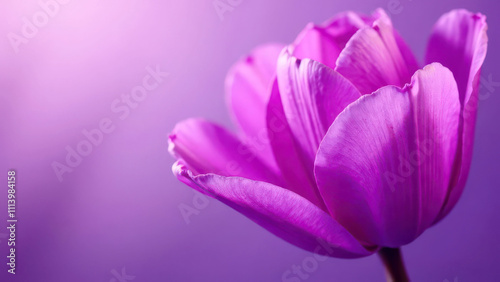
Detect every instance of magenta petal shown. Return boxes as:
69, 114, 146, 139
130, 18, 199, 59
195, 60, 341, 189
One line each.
322, 11, 374, 50
426, 9, 488, 104
314, 64, 461, 247
225, 44, 285, 169
168, 118, 281, 185
426, 10, 488, 223
276, 49, 361, 166
291, 11, 378, 69
268, 49, 360, 210
291, 24, 341, 69
291, 10, 403, 70
266, 80, 327, 210
173, 161, 375, 258
335, 9, 419, 94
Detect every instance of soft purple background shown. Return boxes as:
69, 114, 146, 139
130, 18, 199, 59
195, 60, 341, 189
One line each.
0, 0, 499, 281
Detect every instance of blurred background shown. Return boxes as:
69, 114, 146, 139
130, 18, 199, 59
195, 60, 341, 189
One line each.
1, 0, 499, 281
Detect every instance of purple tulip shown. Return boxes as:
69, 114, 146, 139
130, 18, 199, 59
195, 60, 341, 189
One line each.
169, 8, 487, 280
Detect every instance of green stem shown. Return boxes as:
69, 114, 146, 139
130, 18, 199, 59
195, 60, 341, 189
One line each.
378, 247, 410, 282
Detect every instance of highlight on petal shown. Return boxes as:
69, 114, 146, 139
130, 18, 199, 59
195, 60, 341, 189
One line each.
225, 43, 285, 169
314, 63, 461, 247
335, 9, 419, 94
425, 10, 488, 223
168, 118, 281, 185
172, 161, 376, 258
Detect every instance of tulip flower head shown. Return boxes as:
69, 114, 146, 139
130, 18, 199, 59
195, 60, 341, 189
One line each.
169, 8, 488, 281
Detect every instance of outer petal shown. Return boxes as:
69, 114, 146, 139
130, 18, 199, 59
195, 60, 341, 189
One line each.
335, 9, 419, 94
426, 9, 488, 104
225, 44, 285, 170
425, 10, 488, 222
314, 64, 460, 247
173, 161, 375, 258
168, 118, 281, 185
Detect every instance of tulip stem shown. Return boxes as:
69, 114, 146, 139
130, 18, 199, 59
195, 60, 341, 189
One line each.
378, 247, 409, 282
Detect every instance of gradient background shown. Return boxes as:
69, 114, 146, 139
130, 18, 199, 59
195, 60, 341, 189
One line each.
1, 0, 499, 281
